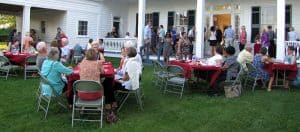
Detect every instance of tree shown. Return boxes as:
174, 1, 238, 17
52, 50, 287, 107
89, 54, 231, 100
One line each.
0, 15, 16, 29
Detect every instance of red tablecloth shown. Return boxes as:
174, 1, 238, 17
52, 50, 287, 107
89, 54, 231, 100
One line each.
67, 62, 115, 97
170, 60, 222, 86
4, 52, 33, 66
265, 63, 298, 80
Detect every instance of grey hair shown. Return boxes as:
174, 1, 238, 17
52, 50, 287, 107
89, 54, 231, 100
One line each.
48, 47, 59, 60
36, 41, 47, 52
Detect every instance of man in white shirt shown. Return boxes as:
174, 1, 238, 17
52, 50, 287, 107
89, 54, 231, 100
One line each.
288, 27, 298, 41
60, 38, 70, 63
237, 45, 253, 71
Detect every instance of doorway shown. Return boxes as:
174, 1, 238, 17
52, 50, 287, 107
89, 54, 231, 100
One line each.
213, 14, 231, 32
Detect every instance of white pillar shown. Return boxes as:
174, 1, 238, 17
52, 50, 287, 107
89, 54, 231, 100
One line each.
16, 15, 22, 32
276, 0, 285, 60
195, 0, 205, 58
21, 5, 31, 50
137, 0, 146, 52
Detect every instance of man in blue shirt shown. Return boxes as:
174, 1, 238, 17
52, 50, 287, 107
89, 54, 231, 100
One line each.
140, 21, 152, 63
224, 25, 235, 47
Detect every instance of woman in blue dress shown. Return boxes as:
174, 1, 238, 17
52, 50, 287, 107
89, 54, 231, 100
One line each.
41, 47, 73, 97
251, 47, 274, 92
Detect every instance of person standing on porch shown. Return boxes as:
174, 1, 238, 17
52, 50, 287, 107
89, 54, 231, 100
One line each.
215, 26, 223, 46
267, 25, 276, 58
239, 26, 247, 51
288, 27, 298, 41
178, 32, 192, 60
224, 25, 235, 47
261, 29, 269, 49
157, 25, 166, 61
141, 21, 152, 62
208, 26, 217, 56
188, 26, 195, 58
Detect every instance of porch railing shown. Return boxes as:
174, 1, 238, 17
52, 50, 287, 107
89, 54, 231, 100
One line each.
103, 38, 137, 53
285, 41, 300, 58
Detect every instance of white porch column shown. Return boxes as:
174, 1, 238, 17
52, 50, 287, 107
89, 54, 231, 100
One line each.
21, 5, 31, 49
137, 0, 146, 52
276, 0, 285, 60
195, 0, 205, 58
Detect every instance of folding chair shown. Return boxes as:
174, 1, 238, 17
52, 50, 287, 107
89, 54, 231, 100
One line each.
116, 86, 144, 112
244, 63, 267, 92
24, 55, 39, 80
152, 60, 174, 89
0, 56, 20, 80
116, 74, 144, 112
163, 65, 186, 98
36, 74, 68, 119
72, 80, 104, 128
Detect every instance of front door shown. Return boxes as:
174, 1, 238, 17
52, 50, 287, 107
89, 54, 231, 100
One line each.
213, 14, 231, 32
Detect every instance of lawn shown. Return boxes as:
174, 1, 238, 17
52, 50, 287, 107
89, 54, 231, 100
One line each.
0, 57, 300, 131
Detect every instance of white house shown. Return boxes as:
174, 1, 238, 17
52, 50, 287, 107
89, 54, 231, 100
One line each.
0, 0, 299, 60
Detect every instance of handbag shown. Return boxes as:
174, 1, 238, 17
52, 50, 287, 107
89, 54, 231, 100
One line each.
224, 81, 242, 98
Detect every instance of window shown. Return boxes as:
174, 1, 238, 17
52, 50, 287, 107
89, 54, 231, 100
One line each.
167, 11, 175, 31
78, 21, 88, 36
152, 12, 159, 28
40, 21, 45, 33
286, 5, 292, 27
145, 13, 153, 25
187, 10, 195, 30
251, 7, 260, 42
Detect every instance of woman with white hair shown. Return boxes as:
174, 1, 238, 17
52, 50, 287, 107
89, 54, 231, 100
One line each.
91, 41, 106, 62
36, 41, 48, 70
41, 47, 73, 98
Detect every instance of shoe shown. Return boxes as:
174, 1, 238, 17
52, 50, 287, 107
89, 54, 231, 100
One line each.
267, 88, 271, 92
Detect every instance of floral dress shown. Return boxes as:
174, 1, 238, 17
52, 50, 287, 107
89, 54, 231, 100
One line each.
251, 54, 270, 80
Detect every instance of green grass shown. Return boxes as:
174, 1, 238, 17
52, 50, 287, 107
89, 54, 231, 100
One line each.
1, 57, 300, 131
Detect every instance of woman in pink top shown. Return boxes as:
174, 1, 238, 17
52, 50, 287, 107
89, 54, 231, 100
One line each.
79, 48, 104, 82
239, 26, 247, 51
79, 49, 116, 112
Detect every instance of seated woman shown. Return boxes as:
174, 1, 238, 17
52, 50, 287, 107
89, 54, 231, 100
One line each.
115, 47, 127, 79
36, 42, 48, 70
23, 41, 37, 54
284, 46, 297, 65
207, 46, 223, 66
7, 40, 20, 53
114, 47, 141, 91
41, 47, 73, 97
79, 49, 117, 112
283, 46, 297, 88
91, 41, 105, 62
251, 47, 274, 92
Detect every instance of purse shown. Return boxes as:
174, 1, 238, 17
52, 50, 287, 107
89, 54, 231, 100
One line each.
224, 81, 242, 98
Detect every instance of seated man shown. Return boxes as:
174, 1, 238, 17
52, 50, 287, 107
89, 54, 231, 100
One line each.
61, 38, 71, 64
222, 46, 240, 80
211, 46, 239, 96
237, 45, 253, 71
207, 46, 223, 66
